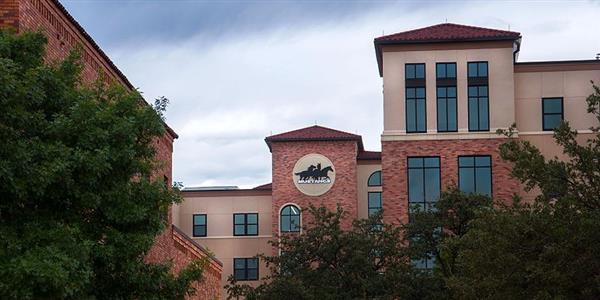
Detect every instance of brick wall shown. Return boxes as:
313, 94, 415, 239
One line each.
271, 140, 359, 243
146, 225, 223, 300
381, 138, 520, 225
0, 0, 18, 28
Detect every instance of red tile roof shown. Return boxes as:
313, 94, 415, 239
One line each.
357, 151, 381, 160
374, 23, 521, 77
265, 125, 364, 151
375, 23, 520, 43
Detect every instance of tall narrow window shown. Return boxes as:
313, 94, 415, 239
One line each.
467, 62, 489, 131
234, 258, 259, 281
436, 63, 457, 132
233, 213, 258, 236
459, 155, 492, 197
405, 63, 426, 133
542, 97, 563, 130
368, 192, 382, 216
280, 205, 301, 232
407, 157, 441, 212
192, 214, 206, 237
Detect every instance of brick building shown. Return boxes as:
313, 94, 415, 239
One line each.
0, 0, 222, 298
175, 23, 600, 292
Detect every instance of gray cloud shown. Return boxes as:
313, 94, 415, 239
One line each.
62, 1, 600, 188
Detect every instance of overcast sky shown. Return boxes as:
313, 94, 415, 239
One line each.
62, 0, 600, 188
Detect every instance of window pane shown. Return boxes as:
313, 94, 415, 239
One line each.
193, 215, 205, 225
369, 208, 380, 216
408, 157, 423, 168
234, 225, 245, 235
289, 206, 299, 215
406, 99, 416, 132
468, 63, 477, 77
447, 64, 456, 77
437, 64, 445, 78
424, 157, 440, 168
544, 114, 562, 130
247, 269, 258, 280
416, 87, 425, 98
459, 168, 475, 194
478, 63, 488, 77
543, 98, 562, 113
408, 169, 424, 202
406, 87, 415, 98
281, 216, 290, 231
247, 214, 258, 224
424, 168, 440, 202
478, 86, 488, 97
447, 98, 457, 130
416, 99, 426, 131
447, 86, 456, 97
479, 98, 489, 129
234, 214, 245, 224
247, 224, 258, 235
415, 64, 425, 78
291, 216, 300, 231
368, 192, 382, 208
234, 269, 246, 280
437, 99, 447, 131
281, 206, 290, 215
475, 156, 491, 167
247, 258, 258, 269
193, 226, 205, 237
475, 167, 492, 196
368, 171, 381, 186
437, 87, 446, 97
406, 64, 415, 79
468, 86, 478, 96
468, 98, 479, 130
234, 258, 245, 269
459, 156, 474, 167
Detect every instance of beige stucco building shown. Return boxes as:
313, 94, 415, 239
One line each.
173, 23, 600, 293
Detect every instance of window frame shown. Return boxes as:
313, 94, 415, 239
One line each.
467, 61, 488, 78
436, 86, 458, 132
467, 84, 490, 132
233, 257, 259, 281
407, 156, 441, 211
542, 97, 564, 131
405, 63, 426, 80
458, 155, 493, 197
368, 191, 383, 217
405, 87, 427, 133
233, 213, 259, 236
192, 214, 207, 237
280, 205, 301, 233
436, 62, 457, 79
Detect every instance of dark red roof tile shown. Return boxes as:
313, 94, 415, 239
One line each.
375, 23, 520, 43
265, 125, 364, 151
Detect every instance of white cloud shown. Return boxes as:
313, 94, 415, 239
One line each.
106, 1, 600, 188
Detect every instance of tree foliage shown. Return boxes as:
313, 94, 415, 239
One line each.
0, 30, 204, 299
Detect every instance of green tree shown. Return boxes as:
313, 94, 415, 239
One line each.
0, 30, 204, 299
443, 82, 600, 299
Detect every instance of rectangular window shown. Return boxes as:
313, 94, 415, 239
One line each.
234, 258, 259, 281
542, 97, 563, 131
468, 62, 488, 78
405, 63, 426, 133
368, 192, 382, 216
406, 87, 426, 133
459, 155, 492, 197
407, 157, 441, 212
468, 85, 489, 131
233, 213, 258, 236
193, 214, 206, 237
436, 63, 457, 132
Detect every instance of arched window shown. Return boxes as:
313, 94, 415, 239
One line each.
368, 171, 382, 186
280, 205, 301, 232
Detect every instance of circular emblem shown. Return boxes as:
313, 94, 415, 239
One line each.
292, 153, 335, 196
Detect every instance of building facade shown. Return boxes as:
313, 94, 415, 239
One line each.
0, 0, 222, 298
176, 23, 600, 293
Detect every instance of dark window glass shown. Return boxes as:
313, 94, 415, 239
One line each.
368, 192, 382, 216
280, 205, 301, 232
408, 157, 441, 209
437, 86, 457, 132
193, 214, 206, 237
406, 63, 425, 79
468, 62, 488, 77
406, 87, 426, 133
367, 171, 382, 186
468, 85, 489, 131
436, 63, 456, 78
234, 258, 259, 281
233, 213, 259, 236
542, 98, 563, 131
459, 155, 492, 197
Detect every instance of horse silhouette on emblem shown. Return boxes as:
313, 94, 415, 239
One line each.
295, 163, 334, 183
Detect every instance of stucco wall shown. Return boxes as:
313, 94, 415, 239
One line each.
356, 163, 382, 219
